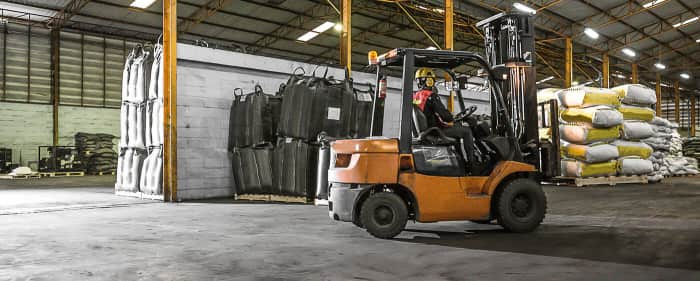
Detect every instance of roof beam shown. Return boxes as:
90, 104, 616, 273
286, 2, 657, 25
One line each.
48, 0, 92, 29
178, 0, 232, 34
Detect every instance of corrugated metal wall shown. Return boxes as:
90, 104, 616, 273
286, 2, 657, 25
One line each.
0, 22, 135, 108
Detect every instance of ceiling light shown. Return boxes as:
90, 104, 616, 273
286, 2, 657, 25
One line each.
334, 23, 342, 32
622, 48, 636, 57
513, 3, 536, 14
536, 76, 554, 84
613, 73, 627, 79
696, 38, 700, 43
672, 16, 699, 28
654, 62, 666, 70
642, 0, 667, 9
680, 73, 691, 79
426, 46, 438, 50
583, 27, 599, 39
296, 31, 319, 42
312, 21, 336, 33
130, 0, 157, 9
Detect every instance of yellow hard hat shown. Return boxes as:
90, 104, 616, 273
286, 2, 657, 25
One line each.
415, 68, 436, 79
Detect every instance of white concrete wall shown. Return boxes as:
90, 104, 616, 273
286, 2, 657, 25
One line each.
0, 101, 119, 168
176, 44, 490, 200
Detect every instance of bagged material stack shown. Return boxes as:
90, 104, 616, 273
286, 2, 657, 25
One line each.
644, 117, 699, 180
117, 43, 161, 193
228, 85, 282, 196
75, 132, 117, 174
611, 84, 656, 178
550, 87, 622, 178
683, 137, 700, 161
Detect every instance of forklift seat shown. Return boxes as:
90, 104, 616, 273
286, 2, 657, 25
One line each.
412, 105, 456, 145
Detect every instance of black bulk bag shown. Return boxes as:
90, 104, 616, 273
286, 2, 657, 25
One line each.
232, 146, 273, 194
314, 73, 355, 139
353, 84, 375, 138
278, 67, 356, 140
272, 138, 319, 197
228, 88, 250, 150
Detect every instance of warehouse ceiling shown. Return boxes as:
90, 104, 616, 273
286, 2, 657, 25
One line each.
2, 0, 699, 93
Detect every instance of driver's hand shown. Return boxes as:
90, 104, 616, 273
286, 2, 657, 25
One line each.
445, 122, 454, 127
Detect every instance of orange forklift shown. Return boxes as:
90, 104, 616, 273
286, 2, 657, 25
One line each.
326, 13, 560, 239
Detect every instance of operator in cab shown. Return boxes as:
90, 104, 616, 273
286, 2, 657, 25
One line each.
412, 68, 475, 168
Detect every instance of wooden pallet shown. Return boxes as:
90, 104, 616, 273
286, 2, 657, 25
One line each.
92, 171, 116, 176
114, 189, 164, 201
0, 173, 41, 180
236, 194, 310, 204
553, 175, 648, 187
665, 174, 700, 178
39, 171, 85, 177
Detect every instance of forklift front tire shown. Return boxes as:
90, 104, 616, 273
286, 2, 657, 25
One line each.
495, 178, 546, 233
360, 192, 408, 239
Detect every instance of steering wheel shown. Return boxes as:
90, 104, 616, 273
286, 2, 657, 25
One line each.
454, 105, 478, 122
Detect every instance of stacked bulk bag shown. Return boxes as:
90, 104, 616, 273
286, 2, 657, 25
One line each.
555, 86, 623, 178
278, 67, 356, 140
353, 84, 375, 138
117, 42, 162, 194
140, 42, 164, 195
272, 138, 319, 196
228, 85, 281, 195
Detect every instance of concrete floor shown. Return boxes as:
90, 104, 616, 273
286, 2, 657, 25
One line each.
0, 176, 699, 281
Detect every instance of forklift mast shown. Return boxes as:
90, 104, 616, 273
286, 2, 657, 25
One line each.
477, 13, 540, 168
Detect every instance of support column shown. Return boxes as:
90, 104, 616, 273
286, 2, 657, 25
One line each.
445, 0, 454, 111
564, 37, 572, 88
50, 29, 60, 146
691, 95, 696, 137
340, 0, 351, 75
602, 52, 609, 88
655, 73, 661, 117
163, 0, 178, 202
674, 80, 680, 124
631, 63, 638, 84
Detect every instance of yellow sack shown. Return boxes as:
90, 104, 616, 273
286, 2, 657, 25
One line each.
612, 84, 656, 106
539, 128, 551, 140
559, 87, 621, 108
560, 124, 621, 144
618, 105, 655, 121
562, 143, 618, 163
613, 140, 653, 159
560, 106, 623, 128
561, 159, 618, 177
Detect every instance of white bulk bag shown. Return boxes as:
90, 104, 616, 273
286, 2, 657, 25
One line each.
157, 100, 164, 145
122, 54, 133, 101
116, 148, 124, 187
133, 103, 146, 148
622, 121, 654, 140
119, 103, 129, 147
139, 150, 154, 194
145, 101, 153, 147
149, 44, 162, 100
128, 55, 143, 102
134, 55, 147, 103
613, 84, 657, 106
140, 148, 163, 195
126, 103, 138, 147
617, 157, 653, 175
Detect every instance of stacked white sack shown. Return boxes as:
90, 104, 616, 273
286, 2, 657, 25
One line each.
644, 117, 699, 179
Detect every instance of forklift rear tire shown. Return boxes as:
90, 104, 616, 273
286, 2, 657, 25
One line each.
360, 192, 408, 239
495, 178, 546, 233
